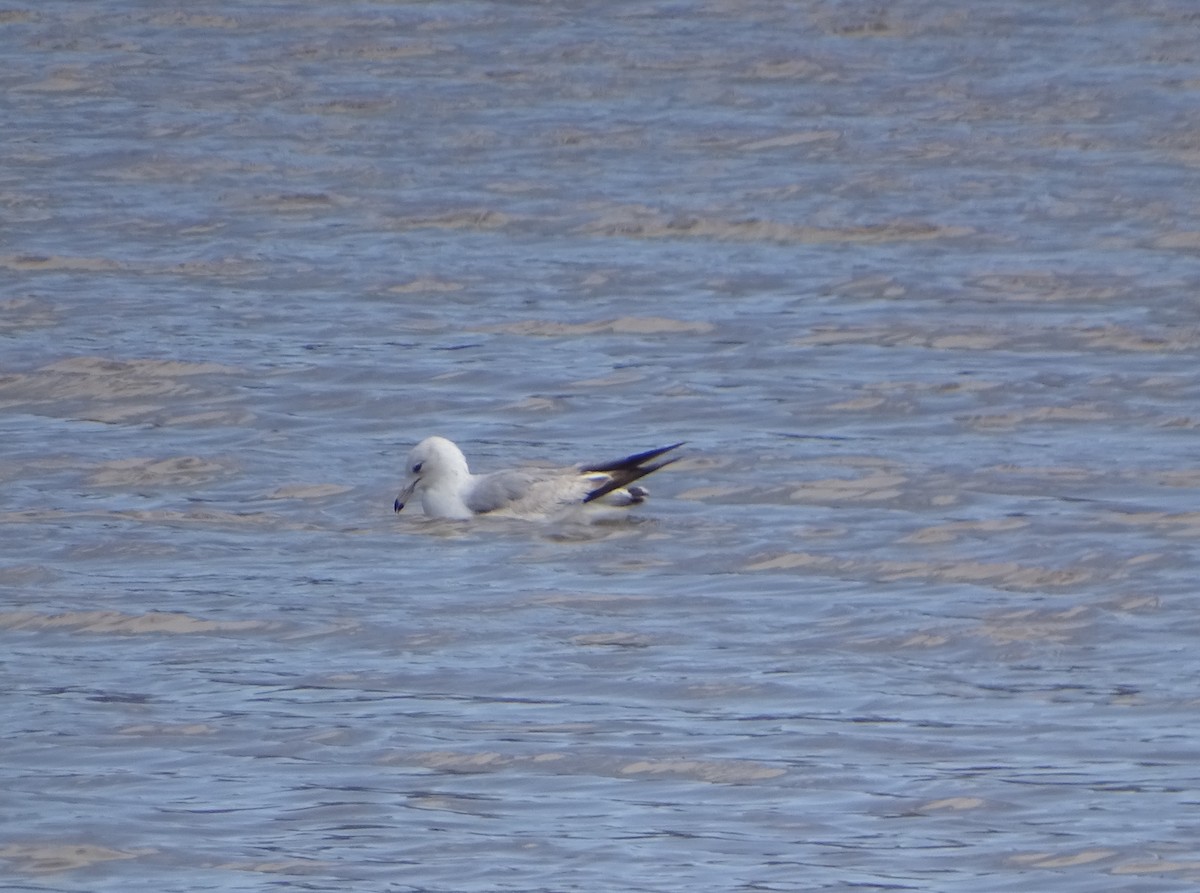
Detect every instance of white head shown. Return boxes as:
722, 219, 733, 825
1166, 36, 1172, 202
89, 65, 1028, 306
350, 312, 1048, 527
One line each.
393, 436, 471, 514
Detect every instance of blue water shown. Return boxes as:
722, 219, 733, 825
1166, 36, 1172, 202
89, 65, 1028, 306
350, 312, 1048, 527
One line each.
3, 2, 1200, 890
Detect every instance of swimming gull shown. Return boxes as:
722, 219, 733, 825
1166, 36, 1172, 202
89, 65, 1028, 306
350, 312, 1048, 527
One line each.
393, 436, 683, 520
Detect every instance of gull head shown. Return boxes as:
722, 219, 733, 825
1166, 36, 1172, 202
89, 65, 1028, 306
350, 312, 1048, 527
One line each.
393, 436, 470, 513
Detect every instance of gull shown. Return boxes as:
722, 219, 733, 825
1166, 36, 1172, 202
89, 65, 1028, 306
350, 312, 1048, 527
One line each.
393, 436, 683, 520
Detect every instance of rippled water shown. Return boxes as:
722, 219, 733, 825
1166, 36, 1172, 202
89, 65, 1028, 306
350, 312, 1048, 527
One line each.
4, 2, 1200, 890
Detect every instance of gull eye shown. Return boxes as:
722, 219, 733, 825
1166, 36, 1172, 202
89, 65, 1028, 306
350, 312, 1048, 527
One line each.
412, 461, 423, 474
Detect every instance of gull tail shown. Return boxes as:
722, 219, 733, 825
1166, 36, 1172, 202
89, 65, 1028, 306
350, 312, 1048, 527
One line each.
580, 442, 684, 504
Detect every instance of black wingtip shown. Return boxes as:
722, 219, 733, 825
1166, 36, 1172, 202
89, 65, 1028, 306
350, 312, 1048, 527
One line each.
581, 444, 684, 504
393, 498, 404, 513
581, 442, 685, 474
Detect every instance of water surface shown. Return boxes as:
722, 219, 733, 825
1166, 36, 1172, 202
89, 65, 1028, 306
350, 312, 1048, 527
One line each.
3, 2, 1200, 890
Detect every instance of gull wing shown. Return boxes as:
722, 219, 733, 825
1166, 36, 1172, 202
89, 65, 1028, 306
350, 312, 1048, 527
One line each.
462, 443, 684, 515
463, 469, 546, 514
466, 468, 602, 515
